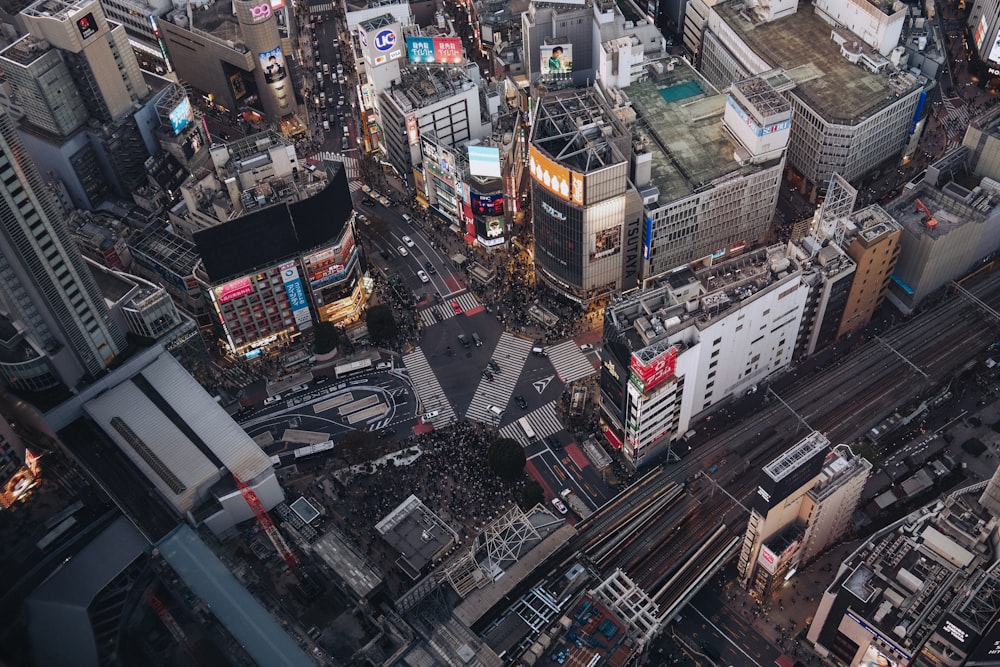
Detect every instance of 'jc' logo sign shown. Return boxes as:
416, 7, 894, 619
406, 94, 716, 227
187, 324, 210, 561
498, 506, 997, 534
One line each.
249, 2, 271, 19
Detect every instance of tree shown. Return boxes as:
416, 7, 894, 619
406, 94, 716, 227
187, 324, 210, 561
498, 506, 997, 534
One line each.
488, 437, 526, 481
520, 480, 544, 508
313, 321, 341, 355
367, 304, 398, 342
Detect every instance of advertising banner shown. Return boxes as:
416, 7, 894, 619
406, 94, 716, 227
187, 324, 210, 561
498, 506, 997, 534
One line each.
168, 97, 194, 134
406, 112, 420, 146
591, 226, 621, 261
472, 192, 504, 216
216, 276, 253, 304
540, 44, 572, 77
629, 345, 677, 393
280, 262, 312, 329
529, 145, 584, 205
259, 46, 287, 84
977, 16, 988, 50
468, 145, 502, 178
757, 544, 778, 574
434, 37, 463, 63
407, 36, 435, 62
989, 31, 1000, 65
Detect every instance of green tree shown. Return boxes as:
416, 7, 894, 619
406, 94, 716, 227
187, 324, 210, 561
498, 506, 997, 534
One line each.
488, 437, 526, 481
313, 321, 341, 355
520, 480, 544, 508
366, 304, 398, 342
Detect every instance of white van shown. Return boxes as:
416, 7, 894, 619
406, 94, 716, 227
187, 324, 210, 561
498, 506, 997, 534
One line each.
402, 213, 412, 223
323, 63, 330, 74
488, 405, 504, 416
323, 120, 330, 131
531, 346, 547, 357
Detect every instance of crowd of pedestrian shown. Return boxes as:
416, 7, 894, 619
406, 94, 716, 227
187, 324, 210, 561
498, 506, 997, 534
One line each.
329, 421, 525, 590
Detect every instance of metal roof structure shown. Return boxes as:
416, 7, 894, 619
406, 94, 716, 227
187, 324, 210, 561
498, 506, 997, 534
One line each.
82, 352, 272, 514
530, 87, 629, 174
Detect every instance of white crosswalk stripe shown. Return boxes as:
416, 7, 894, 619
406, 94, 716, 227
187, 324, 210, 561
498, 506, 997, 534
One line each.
310, 4, 334, 12
497, 402, 565, 447
402, 348, 457, 428
465, 333, 535, 423
313, 152, 360, 180
547, 340, 597, 385
418, 291, 481, 326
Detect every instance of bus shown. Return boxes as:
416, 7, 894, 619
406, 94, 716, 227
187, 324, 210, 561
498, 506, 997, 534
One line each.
517, 417, 536, 442
334, 358, 372, 379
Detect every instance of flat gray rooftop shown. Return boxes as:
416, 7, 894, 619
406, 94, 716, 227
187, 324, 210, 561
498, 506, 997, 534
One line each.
716, 2, 911, 124
626, 68, 753, 202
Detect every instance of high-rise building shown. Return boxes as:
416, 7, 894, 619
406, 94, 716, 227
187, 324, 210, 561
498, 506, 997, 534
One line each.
737, 434, 870, 603
600, 244, 808, 468
0, 108, 125, 390
529, 87, 643, 306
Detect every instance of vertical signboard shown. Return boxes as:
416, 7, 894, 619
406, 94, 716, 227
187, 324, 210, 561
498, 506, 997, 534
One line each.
629, 345, 677, 393
280, 262, 312, 329
406, 36, 435, 62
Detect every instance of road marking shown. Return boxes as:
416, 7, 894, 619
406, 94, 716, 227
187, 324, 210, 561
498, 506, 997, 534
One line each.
533, 375, 554, 394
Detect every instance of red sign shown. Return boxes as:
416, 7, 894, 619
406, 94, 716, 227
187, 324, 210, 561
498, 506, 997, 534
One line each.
216, 276, 253, 304
630, 346, 677, 393
434, 37, 463, 63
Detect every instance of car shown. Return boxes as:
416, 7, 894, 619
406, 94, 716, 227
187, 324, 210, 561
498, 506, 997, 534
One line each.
363, 198, 376, 206
379, 196, 391, 206
397, 246, 408, 256
515, 394, 527, 409
338, 74, 346, 85
402, 213, 412, 222
488, 359, 500, 372
417, 270, 430, 283
551, 498, 568, 514
425, 262, 437, 274
451, 300, 463, 315
546, 436, 563, 450
422, 410, 439, 421
341, 137, 349, 150
338, 95, 345, 107
482, 369, 494, 381
289, 384, 308, 393
264, 395, 283, 406
375, 361, 392, 370
361, 184, 372, 194
402, 236, 415, 247
458, 333, 470, 347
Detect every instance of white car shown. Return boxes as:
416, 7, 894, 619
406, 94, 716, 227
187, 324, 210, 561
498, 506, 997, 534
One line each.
422, 410, 440, 421
402, 236, 415, 247
397, 246, 408, 256
551, 498, 568, 514
417, 270, 430, 283
289, 384, 308, 393
375, 361, 392, 370
263, 395, 283, 406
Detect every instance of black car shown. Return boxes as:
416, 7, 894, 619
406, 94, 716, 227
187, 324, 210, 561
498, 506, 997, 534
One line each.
425, 262, 437, 274
482, 368, 494, 380
488, 359, 500, 373
515, 394, 527, 409
363, 198, 376, 206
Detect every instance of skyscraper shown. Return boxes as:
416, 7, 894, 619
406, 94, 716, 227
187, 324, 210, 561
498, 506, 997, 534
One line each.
0, 108, 125, 390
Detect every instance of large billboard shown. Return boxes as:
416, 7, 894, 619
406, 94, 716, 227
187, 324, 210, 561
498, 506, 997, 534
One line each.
629, 345, 677, 393
215, 276, 253, 304
168, 97, 194, 135
592, 226, 621, 261
280, 262, 312, 329
407, 36, 435, 63
540, 44, 572, 77
259, 46, 288, 84
434, 37, 463, 63
757, 544, 779, 574
529, 145, 584, 205
976, 16, 989, 50
406, 36, 463, 64
468, 145, 502, 178
989, 31, 1000, 65
362, 23, 403, 67
472, 192, 504, 216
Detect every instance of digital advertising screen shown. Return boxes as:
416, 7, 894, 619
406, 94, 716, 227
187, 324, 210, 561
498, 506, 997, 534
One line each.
169, 97, 194, 135
258, 46, 287, 84
592, 226, 621, 261
472, 192, 504, 216
540, 44, 572, 77
434, 37, 463, 63
468, 145, 502, 178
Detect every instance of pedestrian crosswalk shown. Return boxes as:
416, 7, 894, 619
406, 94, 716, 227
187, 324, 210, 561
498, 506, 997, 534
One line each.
310, 3, 334, 12
498, 401, 564, 447
419, 291, 481, 327
547, 340, 598, 385
313, 151, 360, 180
465, 333, 535, 424
940, 97, 970, 138
401, 348, 457, 428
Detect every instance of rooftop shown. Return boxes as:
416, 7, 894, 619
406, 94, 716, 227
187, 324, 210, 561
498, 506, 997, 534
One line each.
0, 34, 52, 67
185, 0, 245, 49
715, 0, 920, 124
375, 494, 457, 579
625, 63, 773, 203
608, 244, 802, 351
128, 223, 200, 272
883, 179, 999, 240
531, 87, 629, 174
23, 0, 94, 20
386, 66, 477, 113
847, 204, 903, 244
311, 526, 384, 599
763, 430, 830, 483
543, 596, 636, 666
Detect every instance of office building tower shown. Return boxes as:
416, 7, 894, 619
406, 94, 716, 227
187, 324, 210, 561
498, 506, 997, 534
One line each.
0, 109, 125, 390
530, 87, 643, 305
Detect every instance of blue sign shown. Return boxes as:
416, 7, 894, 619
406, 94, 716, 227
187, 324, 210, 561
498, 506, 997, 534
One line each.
407, 36, 435, 63
374, 29, 396, 52
643, 216, 653, 260
284, 277, 307, 310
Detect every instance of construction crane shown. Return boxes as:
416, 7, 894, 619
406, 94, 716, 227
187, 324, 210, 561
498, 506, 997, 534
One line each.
233, 473, 298, 571
147, 592, 198, 662
914, 198, 938, 228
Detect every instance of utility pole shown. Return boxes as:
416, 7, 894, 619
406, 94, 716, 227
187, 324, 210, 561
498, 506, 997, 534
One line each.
873, 335, 928, 393
766, 387, 812, 434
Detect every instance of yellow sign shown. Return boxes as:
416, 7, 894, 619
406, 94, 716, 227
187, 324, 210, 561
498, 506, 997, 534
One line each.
529, 145, 584, 205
